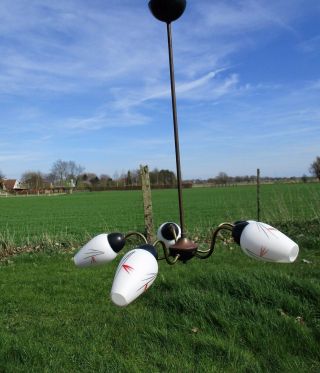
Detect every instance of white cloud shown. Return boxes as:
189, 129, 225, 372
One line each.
297, 34, 320, 53
193, 0, 302, 36
111, 69, 238, 112
0, 151, 41, 162
306, 79, 320, 90
62, 109, 150, 131
0, 0, 167, 96
1, 0, 302, 99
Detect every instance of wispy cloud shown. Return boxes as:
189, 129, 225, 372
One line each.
0, 0, 302, 99
297, 34, 320, 53
111, 69, 238, 112
193, 0, 302, 36
0, 0, 166, 96
0, 151, 41, 162
62, 109, 150, 131
305, 79, 320, 90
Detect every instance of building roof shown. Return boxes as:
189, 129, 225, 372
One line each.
1, 179, 16, 190
1, 179, 28, 190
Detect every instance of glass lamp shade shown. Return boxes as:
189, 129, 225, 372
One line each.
148, 0, 186, 23
233, 221, 299, 263
73, 233, 125, 267
111, 245, 158, 307
157, 222, 181, 248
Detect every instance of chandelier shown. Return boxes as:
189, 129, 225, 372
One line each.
73, 0, 299, 307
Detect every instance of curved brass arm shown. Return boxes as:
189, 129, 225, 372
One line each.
124, 231, 148, 244
153, 239, 180, 265
196, 222, 234, 260
124, 232, 180, 264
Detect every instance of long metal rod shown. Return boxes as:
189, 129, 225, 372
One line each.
166, 22, 185, 237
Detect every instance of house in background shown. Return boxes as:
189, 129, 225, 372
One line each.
0, 179, 28, 193
51, 179, 76, 194
0, 178, 75, 195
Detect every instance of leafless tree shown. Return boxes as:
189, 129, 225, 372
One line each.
215, 172, 229, 185
100, 174, 113, 187
310, 156, 320, 181
50, 160, 84, 185
21, 171, 45, 190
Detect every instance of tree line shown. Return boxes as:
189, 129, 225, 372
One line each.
77, 168, 177, 190
1, 156, 320, 192
0, 160, 177, 191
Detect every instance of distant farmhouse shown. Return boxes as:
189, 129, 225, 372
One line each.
0, 179, 28, 193
0, 179, 75, 195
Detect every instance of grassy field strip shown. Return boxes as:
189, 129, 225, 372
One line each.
0, 183, 319, 248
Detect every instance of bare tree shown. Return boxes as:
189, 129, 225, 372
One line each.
130, 169, 140, 186
0, 170, 4, 190
215, 172, 229, 185
21, 171, 45, 190
68, 161, 85, 182
120, 170, 126, 186
113, 171, 119, 187
126, 170, 132, 186
100, 174, 112, 187
79, 173, 97, 182
50, 160, 84, 185
51, 160, 68, 184
100, 174, 111, 180
310, 156, 320, 181
149, 168, 176, 186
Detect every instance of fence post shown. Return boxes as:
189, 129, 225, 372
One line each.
140, 165, 155, 243
257, 168, 260, 221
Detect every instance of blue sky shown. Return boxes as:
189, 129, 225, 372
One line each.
1, 0, 319, 180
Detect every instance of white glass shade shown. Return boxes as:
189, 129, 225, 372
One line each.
239, 221, 299, 263
73, 234, 119, 267
157, 222, 181, 248
111, 248, 158, 307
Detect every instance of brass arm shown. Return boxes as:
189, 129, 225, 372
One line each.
124, 231, 148, 244
153, 239, 180, 265
196, 222, 234, 260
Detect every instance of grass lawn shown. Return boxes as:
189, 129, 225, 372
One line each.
0, 182, 319, 246
0, 183, 319, 372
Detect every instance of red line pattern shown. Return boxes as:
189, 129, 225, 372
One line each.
256, 222, 278, 239
122, 264, 134, 274
137, 273, 157, 292
115, 251, 136, 277
259, 247, 268, 257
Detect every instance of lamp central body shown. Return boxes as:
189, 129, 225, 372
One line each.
169, 237, 198, 263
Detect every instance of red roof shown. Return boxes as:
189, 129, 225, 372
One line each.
2, 179, 16, 190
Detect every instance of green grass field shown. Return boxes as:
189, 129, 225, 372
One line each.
1, 183, 319, 247
0, 183, 319, 372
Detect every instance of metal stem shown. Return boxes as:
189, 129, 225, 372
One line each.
166, 22, 185, 237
